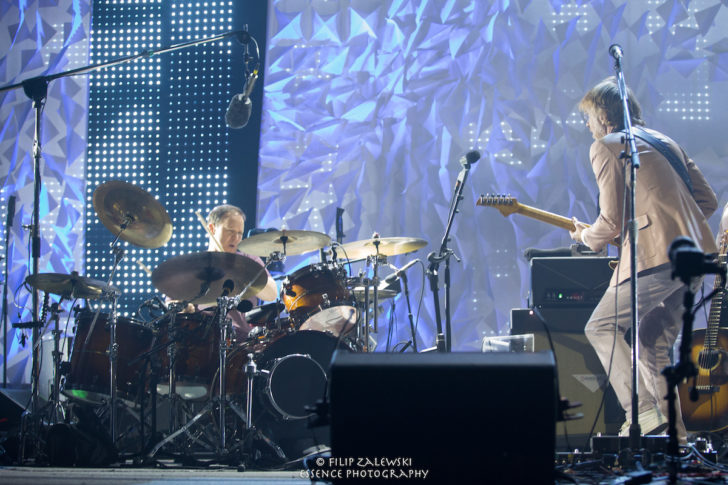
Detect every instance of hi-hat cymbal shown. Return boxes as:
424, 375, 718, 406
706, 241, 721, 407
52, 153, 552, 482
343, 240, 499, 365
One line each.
337, 237, 427, 260
93, 180, 173, 249
237, 230, 331, 257
26, 271, 120, 300
152, 251, 267, 306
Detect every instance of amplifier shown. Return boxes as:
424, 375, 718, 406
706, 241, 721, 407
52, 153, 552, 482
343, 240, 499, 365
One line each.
531, 257, 616, 308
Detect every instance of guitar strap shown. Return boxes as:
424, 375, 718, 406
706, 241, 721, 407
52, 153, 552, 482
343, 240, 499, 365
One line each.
630, 127, 694, 197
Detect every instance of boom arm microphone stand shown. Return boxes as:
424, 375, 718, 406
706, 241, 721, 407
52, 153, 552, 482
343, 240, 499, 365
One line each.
0, 28, 254, 462
427, 150, 480, 352
610, 43, 643, 449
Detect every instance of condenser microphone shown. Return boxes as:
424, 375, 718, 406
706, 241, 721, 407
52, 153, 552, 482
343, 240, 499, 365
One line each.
225, 74, 255, 129
609, 44, 623, 60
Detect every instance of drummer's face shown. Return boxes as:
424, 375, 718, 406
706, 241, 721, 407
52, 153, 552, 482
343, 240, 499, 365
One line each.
210, 214, 244, 253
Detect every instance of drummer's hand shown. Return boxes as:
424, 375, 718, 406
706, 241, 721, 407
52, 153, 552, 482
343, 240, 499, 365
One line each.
168, 300, 195, 313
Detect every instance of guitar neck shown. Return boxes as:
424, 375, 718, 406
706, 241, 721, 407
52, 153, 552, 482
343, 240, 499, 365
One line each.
513, 204, 576, 232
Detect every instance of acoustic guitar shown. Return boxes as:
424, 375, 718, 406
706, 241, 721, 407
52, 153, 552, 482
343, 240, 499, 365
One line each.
678, 230, 728, 432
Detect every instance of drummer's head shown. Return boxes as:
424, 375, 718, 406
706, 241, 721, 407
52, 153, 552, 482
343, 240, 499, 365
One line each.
207, 204, 245, 253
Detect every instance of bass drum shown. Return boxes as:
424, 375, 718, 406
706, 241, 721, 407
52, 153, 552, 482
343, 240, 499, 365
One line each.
217, 330, 349, 460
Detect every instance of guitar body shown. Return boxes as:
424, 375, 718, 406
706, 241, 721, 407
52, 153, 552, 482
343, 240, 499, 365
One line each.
678, 327, 728, 432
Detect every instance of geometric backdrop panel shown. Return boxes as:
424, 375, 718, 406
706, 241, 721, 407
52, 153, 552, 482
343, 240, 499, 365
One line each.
0, 1, 91, 383
259, 1, 728, 350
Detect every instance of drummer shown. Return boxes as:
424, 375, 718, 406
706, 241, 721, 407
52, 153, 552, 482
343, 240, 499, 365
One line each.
176, 204, 277, 339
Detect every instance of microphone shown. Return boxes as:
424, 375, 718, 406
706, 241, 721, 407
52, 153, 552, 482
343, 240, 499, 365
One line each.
384, 258, 420, 284
236, 299, 254, 313
609, 44, 623, 60
225, 71, 256, 129
6, 195, 16, 229
459, 150, 481, 168
221, 279, 235, 297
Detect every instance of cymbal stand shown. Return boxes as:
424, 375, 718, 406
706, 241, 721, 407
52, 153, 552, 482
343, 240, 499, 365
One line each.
220, 252, 283, 453
165, 304, 181, 436
47, 301, 66, 423
105, 254, 124, 443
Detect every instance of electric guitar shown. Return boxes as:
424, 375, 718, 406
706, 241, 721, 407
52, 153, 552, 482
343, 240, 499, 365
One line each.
678, 231, 728, 432
476, 194, 619, 247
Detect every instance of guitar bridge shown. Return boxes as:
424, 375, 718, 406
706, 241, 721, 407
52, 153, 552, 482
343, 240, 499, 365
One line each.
695, 385, 720, 394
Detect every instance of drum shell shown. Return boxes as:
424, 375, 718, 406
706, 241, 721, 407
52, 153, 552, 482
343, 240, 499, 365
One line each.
64, 311, 153, 403
281, 263, 357, 335
154, 312, 220, 400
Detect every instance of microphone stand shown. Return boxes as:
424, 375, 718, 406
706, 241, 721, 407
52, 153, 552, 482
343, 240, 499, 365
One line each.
2, 196, 13, 388
401, 273, 418, 352
427, 153, 477, 352
612, 50, 643, 450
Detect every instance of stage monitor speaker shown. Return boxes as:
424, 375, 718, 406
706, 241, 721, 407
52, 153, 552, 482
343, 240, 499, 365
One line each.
511, 308, 622, 451
0, 387, 30, 432
330, 352, 556, 484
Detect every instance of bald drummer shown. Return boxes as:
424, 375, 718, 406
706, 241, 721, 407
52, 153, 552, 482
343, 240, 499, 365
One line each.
178, 204, 277, 339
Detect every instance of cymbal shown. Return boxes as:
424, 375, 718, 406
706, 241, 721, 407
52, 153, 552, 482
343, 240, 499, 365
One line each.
25, 271, 120, 300
337, 237, 427, 260
237, 230, 331, 257
152, 251, 267, 306
93, 180, 173, 249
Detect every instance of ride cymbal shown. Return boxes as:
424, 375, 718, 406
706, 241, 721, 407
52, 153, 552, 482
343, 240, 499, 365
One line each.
93, 180, 173, 249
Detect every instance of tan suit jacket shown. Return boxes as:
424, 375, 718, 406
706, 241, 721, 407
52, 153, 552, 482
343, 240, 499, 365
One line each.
581, 127, 718, 286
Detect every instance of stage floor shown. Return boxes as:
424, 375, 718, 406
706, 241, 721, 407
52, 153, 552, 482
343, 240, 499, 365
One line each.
0, 466, 310, 484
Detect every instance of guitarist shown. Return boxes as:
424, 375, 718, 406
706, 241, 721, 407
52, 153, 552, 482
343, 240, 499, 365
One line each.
569, 77, 718, 444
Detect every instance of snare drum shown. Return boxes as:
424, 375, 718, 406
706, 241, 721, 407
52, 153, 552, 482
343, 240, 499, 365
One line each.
281, 263, 357, 336
64, 310, 153, 404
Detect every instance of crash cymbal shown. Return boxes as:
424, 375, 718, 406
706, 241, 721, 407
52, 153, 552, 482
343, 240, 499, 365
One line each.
93, 180, 173, 249
26, 271, 120, 300
237, 230, 331, 257
152, 251, 267, 306
337, 237, 427, 261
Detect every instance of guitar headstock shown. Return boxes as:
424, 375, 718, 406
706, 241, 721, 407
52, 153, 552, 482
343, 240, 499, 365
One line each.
476, 194, 520, 217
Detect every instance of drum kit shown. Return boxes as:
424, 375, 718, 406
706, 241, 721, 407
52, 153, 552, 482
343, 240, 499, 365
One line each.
19, 180, 427, 465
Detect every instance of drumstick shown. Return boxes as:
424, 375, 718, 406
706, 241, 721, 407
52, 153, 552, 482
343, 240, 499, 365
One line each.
134, 259, 152, 277
194, 209, 224, 252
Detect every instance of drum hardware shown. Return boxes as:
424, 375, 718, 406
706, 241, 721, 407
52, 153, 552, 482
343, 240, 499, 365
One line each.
215, 251, 283, 454
215, 330, 346, 462
146, 252, 283, 462
336, 236, 427, 351
45, 302, 66, 423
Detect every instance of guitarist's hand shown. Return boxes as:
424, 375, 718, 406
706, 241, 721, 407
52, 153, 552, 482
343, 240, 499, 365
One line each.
569, 217, 590, 244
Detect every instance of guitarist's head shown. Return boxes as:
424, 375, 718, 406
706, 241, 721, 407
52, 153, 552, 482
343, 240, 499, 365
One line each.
579, 76, 645, 141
